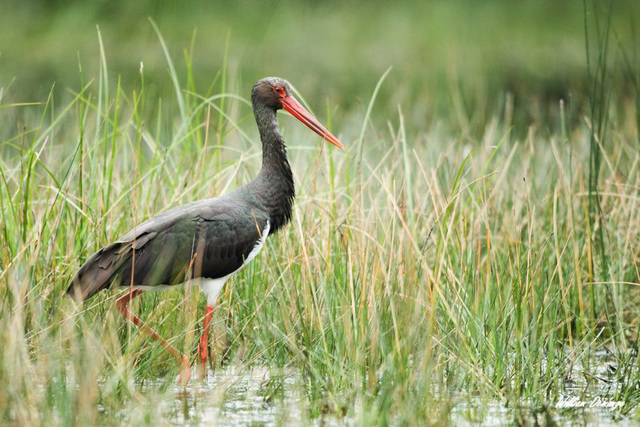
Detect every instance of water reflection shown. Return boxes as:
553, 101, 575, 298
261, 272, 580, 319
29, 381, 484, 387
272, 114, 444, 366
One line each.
140, 348, 634, 425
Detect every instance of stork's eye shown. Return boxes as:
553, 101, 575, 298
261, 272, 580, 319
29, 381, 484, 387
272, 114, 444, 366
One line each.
273, 86, 285, 96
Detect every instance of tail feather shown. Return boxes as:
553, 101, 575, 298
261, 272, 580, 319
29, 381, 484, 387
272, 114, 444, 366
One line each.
66, 242, 131, 301
67, 231, 159, 301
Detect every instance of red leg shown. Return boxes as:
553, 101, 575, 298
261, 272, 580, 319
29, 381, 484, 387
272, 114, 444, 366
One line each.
198, 305, 214, 370
116, 290, 191, 385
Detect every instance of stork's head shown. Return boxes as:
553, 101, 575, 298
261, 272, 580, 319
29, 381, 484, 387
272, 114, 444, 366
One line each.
252, 77, 344, 149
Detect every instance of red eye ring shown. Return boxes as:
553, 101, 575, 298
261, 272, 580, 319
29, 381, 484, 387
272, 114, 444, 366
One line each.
274, 86, 285, 96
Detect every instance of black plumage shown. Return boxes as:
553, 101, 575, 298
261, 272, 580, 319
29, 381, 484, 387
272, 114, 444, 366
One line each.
68, 196, 271, 300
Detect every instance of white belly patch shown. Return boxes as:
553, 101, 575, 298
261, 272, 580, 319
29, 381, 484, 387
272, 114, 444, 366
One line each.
244, 220, 270, 266
199, 277, 228, 306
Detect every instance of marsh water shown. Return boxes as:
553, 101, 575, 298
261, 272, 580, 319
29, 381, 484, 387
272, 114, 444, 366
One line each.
138, 349, 636, 425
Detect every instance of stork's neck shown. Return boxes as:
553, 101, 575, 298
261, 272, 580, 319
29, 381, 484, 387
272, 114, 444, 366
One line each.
253, 104, 288, 171
252, 103, 295, 233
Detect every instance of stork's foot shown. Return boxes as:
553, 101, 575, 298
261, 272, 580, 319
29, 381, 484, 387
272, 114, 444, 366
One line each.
198, 336, 208, 380
197, 305, 214, 380
198, 337, 207, 365
177, 355, 191, 386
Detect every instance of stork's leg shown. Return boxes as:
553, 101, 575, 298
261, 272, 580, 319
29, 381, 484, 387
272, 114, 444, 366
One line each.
116, 290, 191, 385
197, 278, 227, 376
198, 305, 214, 370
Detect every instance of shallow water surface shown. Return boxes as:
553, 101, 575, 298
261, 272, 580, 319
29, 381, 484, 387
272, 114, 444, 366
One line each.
154, 366, 320, 425
139, 348, 636, 425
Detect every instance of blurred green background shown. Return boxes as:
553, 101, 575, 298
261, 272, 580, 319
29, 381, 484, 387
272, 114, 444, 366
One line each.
1, 0, 638, 133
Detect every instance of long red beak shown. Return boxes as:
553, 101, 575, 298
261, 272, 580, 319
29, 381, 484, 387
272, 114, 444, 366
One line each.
280, 95, 345, 149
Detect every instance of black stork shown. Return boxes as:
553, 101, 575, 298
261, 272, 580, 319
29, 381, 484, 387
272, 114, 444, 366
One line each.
67, 77, 344, 383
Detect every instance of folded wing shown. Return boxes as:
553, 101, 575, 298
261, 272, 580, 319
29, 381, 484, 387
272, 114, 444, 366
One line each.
67, 197, 269, 301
